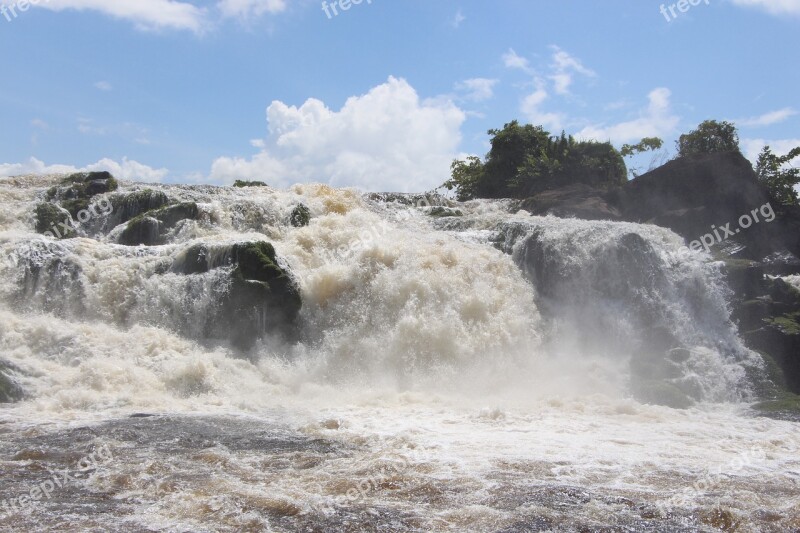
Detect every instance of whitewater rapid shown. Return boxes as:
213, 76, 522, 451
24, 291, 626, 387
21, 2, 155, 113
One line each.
0, 175, 798, 531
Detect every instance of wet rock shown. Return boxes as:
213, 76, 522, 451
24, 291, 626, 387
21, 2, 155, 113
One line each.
110, 189, 171, 224
632, 379, 694, 409
233, 180, 268, 188
427, 206, 464, 218
169, 241, 302, 348
35, 203, 73, 238
290, 204, 311, 227
118, 202, 200, 246
0, 360, 23, 403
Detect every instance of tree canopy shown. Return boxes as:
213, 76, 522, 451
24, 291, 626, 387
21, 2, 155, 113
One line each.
756, 145, 800, 206
443, 121, 627, 200
677, 120, 740, 158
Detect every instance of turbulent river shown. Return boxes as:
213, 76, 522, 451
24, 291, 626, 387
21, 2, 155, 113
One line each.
0, 175, 798, 532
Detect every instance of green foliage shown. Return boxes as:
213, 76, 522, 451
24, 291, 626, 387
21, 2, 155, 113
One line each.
443, 156, 484, 201
621, 137, 664, 158
233, 180, 268, 188
677, 120, 740, 157
755, 145, 800, 206
443, 121, 627, 200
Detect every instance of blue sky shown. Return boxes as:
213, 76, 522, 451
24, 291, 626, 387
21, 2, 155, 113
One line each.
0, 0, 798, 192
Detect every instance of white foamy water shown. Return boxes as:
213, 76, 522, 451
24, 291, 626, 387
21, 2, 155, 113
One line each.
0, 175, 798, 531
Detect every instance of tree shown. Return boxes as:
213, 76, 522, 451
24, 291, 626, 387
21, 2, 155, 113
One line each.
620, 137, 665, 178
443, 122, 627, 200
755, 145, 800, 206
443, 156, 484, 201
677, 120, 740, 157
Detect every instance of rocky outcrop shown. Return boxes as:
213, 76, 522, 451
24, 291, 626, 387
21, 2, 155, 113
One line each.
519, 184, 621, 221
170, 241, 302, 348
290, 204, 311, 227
119, 202, 200, 246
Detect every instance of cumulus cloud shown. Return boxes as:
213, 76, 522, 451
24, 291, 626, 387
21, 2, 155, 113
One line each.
730, 0, 800, 17
455, 78, 498, 102
209, 77, 466, 192
576, 88, 680, 143
736, 107, 797, 127
0, 157, 168, 182
520, 85, 564, 131
32, 0, 208, 33
217, 0, 287, 18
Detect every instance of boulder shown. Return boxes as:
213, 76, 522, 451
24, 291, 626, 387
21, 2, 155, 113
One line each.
111, 189, 171, 224
290, 204, 311, 227
519, 184, 622, 221
35, 203, 73, 238
119, 202, 199, 246
170, 241, 302, 348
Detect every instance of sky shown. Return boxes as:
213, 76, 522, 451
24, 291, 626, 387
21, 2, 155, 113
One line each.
0, 0, 798, 192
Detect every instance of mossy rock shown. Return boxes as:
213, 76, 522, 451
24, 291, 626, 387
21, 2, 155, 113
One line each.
111, 189, 171, 224
753, 391, 800, 419
290, 204, 311, 227
764, 312, 800, 335
0, 361, 23, 403
168, 241, 302, 348
632, 379, 694, 409
61, 197, 91, 219
428, 206, 464, 218
233, 180, 268, 188
118, 202, 199, 246
35, 203, 74, 238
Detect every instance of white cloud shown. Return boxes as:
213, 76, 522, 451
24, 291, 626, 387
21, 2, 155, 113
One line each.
502, 48, 533, 74
450, 8, 465, 28
736, 107, 797, 127
520, 85, 564, 131
217, 0, 287, 18
730, 0, 800, 17
577, 88, 680, 143
548, 45, 595, 95
455, 78, 498, 102
94, 81, 113, 91
30, 119, 50, 130
33, 0, 208, 33
0, 157, 168, 182
209, 77, 466, 192
741, 138, 800, 163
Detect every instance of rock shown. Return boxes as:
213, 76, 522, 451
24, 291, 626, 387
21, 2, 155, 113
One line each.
35, 203, 73, 238
110, 189, 171, 224
290, 204, 311, 227
119, 202, 200, 246
632, 379, 694, 409
0, 360, 23, 403
428, 206, 464, 218
169, 242, 302, 348
233, 180, 268, 188
520, 183, 622, 221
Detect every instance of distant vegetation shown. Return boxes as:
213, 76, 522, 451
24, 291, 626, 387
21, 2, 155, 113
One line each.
445, 118, 799, 206
443, 121, 627, 201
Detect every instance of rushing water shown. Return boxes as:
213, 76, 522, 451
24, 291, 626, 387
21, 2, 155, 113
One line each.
0, 175, 798, 532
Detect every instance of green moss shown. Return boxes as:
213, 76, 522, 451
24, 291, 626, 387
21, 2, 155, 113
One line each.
111, 189, 171, 224
35, 203, 73, 237
765, 312, 800, 335
151, 202, 199, 228
290, 204, 311, 227
119, 216, 162, 246
61, 198, 91, 219
754, 392, 800, 415
233, 180, 268, 188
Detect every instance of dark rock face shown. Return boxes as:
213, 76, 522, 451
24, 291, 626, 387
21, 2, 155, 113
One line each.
170, 242, 302, 348
0, 360, 23, 403
37, 172, 119, 233
519, 184, 622, 221
35, 203, 72, 237
290, 204, 311, 227
110, 189, 171, 225
119, 202, 200, 246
